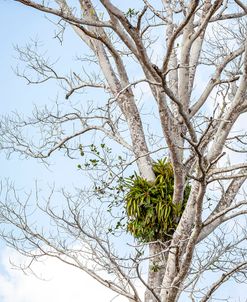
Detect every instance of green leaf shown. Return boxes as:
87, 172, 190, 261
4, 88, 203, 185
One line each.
124, 158, 191, 242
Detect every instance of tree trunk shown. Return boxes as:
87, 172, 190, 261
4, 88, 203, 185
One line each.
145, 242, 168, 302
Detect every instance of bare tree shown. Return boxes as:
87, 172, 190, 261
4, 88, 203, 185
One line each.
1, 1, 247, 301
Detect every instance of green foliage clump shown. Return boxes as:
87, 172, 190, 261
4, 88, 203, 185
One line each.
125, 8, 139, 18
125, 159, 190, 242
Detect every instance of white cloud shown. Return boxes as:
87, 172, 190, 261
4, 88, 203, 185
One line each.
0, 248, 130, 302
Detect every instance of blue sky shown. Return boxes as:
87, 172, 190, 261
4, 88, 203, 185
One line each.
1, 1, 86, 187
0, 2, 129, 301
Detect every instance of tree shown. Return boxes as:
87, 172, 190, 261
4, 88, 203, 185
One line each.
0, 0, 247, 301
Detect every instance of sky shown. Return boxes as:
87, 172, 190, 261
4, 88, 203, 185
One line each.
0, 248, 130, 302
0, 1, 247, 302
0, 1, 131, 301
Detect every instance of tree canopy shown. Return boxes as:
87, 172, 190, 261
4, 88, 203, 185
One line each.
0, 1, 247, 302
